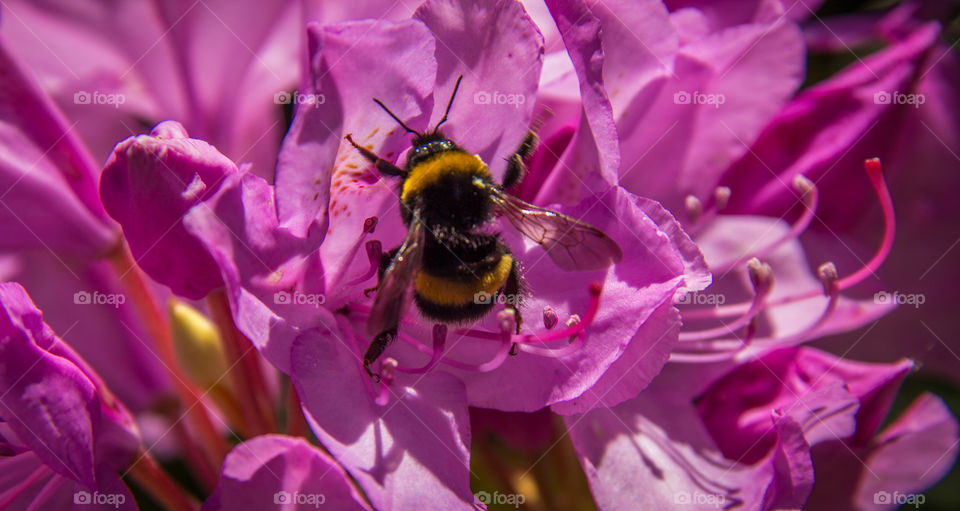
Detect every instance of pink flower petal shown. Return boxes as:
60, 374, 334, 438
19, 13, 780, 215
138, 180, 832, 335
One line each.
416, 0, 544, 180
204, 434, 372, 511
291, 325, 476, 511
100, 121, 237, 299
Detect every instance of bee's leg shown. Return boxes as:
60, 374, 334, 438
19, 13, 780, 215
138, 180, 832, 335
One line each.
364, 247, 400, 297
364, 328, 397, 381
345, 134, 406, 177
501, 130, 538, 190
503, 259, 523, 356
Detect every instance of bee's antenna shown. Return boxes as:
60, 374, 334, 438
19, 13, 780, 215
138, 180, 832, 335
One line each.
433, 75, 464, 133
372, 98, 420, 136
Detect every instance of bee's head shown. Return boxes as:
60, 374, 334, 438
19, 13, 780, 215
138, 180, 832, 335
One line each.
407, 132, 458, 169
372, 75, 467, 170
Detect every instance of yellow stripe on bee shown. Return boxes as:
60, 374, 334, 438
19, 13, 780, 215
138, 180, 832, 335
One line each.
401, 152, 490, 203
414, 254, 513, 306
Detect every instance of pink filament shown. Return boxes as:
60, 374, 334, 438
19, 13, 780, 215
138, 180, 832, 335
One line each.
837, 158, 895, 290
672, 288, 840, 361
450, 282, 602, 344
710, 179, 818, 274
679, 283, 771, 342
681, 159, 894, 324
350, 282, 602, 377
520, 330, 586, 357
394, 325, 447, 374
335, 216, 378, 285
345, 240, 383, 286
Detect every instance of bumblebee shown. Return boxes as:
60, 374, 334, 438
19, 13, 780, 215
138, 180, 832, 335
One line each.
346, 76, 623, 378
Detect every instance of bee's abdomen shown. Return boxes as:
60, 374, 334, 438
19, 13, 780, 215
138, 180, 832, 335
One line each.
413, 253, 513, 322
421, 232, 501, 278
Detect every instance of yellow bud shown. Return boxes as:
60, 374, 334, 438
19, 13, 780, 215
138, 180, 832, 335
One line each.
168, 300, 230, 391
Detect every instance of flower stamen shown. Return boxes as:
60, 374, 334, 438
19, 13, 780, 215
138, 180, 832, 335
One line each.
712, 175, 818, 274
837, 158, 894, 291
346, 240, 383, 286
334, 216, 378, 286
678, 259, 773, 343
394, 325, 447, 375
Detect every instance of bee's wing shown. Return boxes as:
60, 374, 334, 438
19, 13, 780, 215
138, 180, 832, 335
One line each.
487, 186, 623, 271
366, 221, 425, 335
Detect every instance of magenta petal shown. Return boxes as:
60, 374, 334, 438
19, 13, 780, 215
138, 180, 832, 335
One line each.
183, 172, 324, 375
416, 0, 544, 180
0, 252, 170, 412
3, 0, 302, 175
785, 349, 913, 446
618, 18, 805, 214
721, 22, 940, 218
548, 199, 709, 415
0, 39, 116, 255
551, 193, 713, 414
853, 393, 959, 509
536, 0, 622, 203
275, 19, 437, 238
664, 1, 825, 28
697, 347, 914, 464
0, 283, 98, 487
152, 0, 302, 171
203, 434, 372, 511
806, 393, 959, 510
2, 0, 184, 164
0, 446, 136, 511
635, 196, 713, 295
291, 325, 476, 511
100, 121, 237, 298
566, 389, 814, 510
551, 302, 680, 415
0, 281, 142, 490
